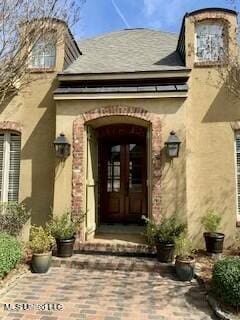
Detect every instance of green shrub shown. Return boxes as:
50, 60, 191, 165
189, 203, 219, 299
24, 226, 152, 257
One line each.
0, 202, 30, 236
47, 212, 84, 240
175, 233, 193, 259
28, 226, 55, 254
0, 233, 22, 279
212, 257, 240, 308
201, 211, 221, 233
143, 215, 186, 245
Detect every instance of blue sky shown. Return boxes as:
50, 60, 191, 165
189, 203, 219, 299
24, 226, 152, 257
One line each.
73, 0, 239, 40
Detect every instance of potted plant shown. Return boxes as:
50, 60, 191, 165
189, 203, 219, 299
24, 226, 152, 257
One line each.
47, 212, 81, 257
28, 226, 55, 273
201, 211, 225, 254
143, 215, 186, 263
175, 233, 195, 281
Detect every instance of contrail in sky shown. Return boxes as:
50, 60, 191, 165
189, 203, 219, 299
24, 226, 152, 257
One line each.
111, 0, 130, 28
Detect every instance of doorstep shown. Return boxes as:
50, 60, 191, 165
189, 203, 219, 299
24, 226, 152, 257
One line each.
52, 254, 173, 273
75, 241, 156, 257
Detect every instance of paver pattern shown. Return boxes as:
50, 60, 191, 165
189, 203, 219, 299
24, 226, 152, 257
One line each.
0, 267, 215, 320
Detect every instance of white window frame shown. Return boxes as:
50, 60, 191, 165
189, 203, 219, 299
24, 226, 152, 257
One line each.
195, 22, 225, 63
0, 132, 21, 203
29, 34, 56, 69
234, 131, 240, 222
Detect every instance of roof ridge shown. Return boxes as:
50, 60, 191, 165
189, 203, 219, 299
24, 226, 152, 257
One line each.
78, 28, 178, 43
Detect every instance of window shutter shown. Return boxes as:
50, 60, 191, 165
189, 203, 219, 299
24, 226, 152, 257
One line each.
8, 133, 21, 202
235, 133, 240, 216
0, 134, 4, 200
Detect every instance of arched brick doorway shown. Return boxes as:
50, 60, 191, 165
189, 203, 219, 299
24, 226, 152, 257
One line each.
72, 106, 162, 240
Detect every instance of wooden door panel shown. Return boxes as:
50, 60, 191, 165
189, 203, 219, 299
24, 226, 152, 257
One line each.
129, 199, 142, 214
99, 125, 147, 224
108, 197, 121, 213
126, 142, 147, 222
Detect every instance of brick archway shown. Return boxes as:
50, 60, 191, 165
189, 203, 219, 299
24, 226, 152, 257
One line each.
0, 121, 22, 133
72, 105, 162, 229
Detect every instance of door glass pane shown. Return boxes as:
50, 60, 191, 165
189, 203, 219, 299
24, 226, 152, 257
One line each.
107, 144, 120, 192
129, 144, 143, 192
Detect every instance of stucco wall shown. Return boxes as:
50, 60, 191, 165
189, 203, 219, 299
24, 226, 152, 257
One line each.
185, 10, 240, 246
0, 21, 73, 225
0, 75, 56, 224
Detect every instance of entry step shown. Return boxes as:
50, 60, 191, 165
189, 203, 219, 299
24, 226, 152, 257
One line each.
74, 241, 156, 257
52, 254, 173, 273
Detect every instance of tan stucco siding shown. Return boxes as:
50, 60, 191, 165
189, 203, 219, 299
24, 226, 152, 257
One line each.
0, 21, 77, 225
186, 68, 240, 246
184, 10, 239, 246
0, 74, 57, 224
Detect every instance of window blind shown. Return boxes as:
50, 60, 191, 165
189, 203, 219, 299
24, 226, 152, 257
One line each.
0, 134, 4, 201
0, 132, 21, 202
235, 132, 240, 216
8, 134, 21, 201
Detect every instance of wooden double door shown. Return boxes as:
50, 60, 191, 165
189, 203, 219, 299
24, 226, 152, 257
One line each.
98, 125, 147, 224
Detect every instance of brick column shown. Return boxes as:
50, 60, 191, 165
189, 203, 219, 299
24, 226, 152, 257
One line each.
72, 105, 162, 241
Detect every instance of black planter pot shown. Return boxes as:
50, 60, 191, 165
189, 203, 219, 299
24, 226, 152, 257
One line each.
204, 232, 225, 254
56, 237, 75, 257
156, 242, 175, 263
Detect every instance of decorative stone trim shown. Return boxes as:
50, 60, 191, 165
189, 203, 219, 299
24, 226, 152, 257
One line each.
191, 12, 233, 23
0, 121, 22, 133
72, 105, 162, 236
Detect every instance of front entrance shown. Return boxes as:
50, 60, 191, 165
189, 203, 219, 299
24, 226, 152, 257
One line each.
98, 124, 147, 224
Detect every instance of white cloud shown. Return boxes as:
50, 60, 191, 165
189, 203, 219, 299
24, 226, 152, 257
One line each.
143, 0, 159, 17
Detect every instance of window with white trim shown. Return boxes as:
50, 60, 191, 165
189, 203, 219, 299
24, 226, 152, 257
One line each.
30, 34, 56, 69
0, 132, 21, 202
195, 22, 225, 62
235, 132, 240, 219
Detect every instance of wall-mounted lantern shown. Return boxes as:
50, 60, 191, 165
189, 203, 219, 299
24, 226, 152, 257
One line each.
165, 131, 181, 158
53, 133, 71, 159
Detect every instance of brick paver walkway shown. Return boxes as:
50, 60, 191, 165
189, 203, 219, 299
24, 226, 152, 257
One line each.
0, 267, 215, 320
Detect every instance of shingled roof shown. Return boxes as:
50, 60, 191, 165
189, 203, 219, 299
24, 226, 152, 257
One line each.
64, 28, 187, 74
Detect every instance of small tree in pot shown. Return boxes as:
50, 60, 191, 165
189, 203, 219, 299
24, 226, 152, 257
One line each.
201, 211, 224, 254
175, 233, 195, 281
28, 226, 55, 273
47, 212, 84, 257
143, 215, 186, 263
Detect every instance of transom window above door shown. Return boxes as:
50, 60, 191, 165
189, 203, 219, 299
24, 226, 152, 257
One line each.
195, 22, 226, 63
0, 132, 21, 202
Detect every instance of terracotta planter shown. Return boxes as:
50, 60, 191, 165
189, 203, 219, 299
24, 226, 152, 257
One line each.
156, 242, 175, 263
56, 237, 75, 257
175, 256, 195, 281
204, 232, 225, 254
31, 251, 52, 273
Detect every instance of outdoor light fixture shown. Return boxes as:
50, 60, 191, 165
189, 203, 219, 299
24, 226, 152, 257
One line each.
53, 133, 71, 159
165, 131, 181, 158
